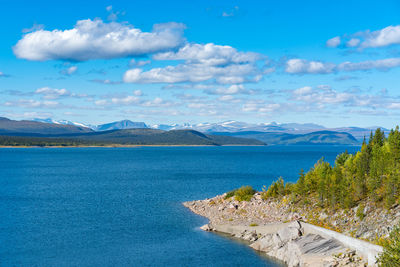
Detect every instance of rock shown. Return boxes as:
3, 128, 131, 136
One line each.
320, 212, 329, 221
200, 224, 212, 231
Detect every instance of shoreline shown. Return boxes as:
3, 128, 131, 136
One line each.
184, 192, 384, 267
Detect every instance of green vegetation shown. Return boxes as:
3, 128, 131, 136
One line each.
377, 223, 400, 267
213, 130, 359, 145
0, 135, 109, 147
234, 186, 256, 201
0, 128, 265, 147
224, 189, 238, 199
356, 203, 365, 220
263, 127, 400, 209
224, 186, 256, 201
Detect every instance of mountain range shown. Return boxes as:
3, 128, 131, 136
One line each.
1, 117, 388, 145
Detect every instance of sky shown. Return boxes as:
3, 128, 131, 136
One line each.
1, 0, 400, 128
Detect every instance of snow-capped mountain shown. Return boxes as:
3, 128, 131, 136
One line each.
29, 118, 386, 141
94, 120, 148, 131
33, 118, 93, 129
148, 121, 326, 133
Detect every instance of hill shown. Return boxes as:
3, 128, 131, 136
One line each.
0, 117, 93, 135
210, 130, 359, 145
0, 128, 265, 146
65, 128, 266, 146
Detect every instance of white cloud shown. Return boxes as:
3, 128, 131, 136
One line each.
286, 57, 400, 74
111, 95, 140, 105
4, 99, 59, 108
291, 85, 353, 104
60, 66, 78, 75
346, 38, 360, 47
124, 63, 257, 84
34, 86, 87, 99
124, 43, 264, 84
242, 101, 281, 113
133, 90, 143, 96
285, 59, 335, 74
328, 25, 400, 49
153, 43, 261, 65
35, 87, 70, 99
361, 25, 400, 48
326, 36, 341, 48
130, 59, 151, 67
204, 84, 258, 95
338, 57, 400, 71
2, 111, 53, 119
13, 19, 186, 61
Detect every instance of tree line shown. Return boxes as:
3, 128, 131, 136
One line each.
264, 127, 400, 209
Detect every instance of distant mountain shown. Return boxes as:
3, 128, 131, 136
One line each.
148, 121, 326, 133
33, 118, 93, 129
95, 120, 148, 131
18, 117, 389, 144
0, 127, 266, 146
331, 127, 389, 141
211, 130, 359, 145
0, 117, 93, 135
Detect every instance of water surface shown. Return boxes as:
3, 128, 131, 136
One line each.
0, 146, 359, 266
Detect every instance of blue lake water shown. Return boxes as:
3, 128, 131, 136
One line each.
0, 145, 360, 266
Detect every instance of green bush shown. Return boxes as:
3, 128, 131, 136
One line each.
377, 223, 400, 266
234, 186, 256, 201
224, 189, 237, 199
356, 203, 365, 220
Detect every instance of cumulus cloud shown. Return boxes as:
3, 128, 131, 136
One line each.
291, 85, 353, 105
326, 36, 341, 48
242, 101, 281, 113
4, 99, 59, 108
129, 59, 151, 67
361, 25, 400, 48
285, 59, 336, 74
286, 57, 400, 74
60, 66, 78, 75
13, 19, 186, 61
346, 38, 360, 47
288, 85, 400, 111
153, 43, 261, 65
204, 84, 258, 95
124, 43, 264, 84
327, 25, 400, 49
34, 86, 87, 99
338, 57, 400, 71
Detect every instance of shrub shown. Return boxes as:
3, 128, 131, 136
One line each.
377, 223, 400, 266
261, 177, 286, 199
234, 186, 256, 201
356, 203, 365, 220
224, 189, 237, 199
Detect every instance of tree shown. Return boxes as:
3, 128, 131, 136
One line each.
377, 223, 400, 267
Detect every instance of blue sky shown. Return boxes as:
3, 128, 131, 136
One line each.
1, 0, 400, 128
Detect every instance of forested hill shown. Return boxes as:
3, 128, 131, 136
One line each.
0, 129, 265, 146
211, 130, 359, 145
0, 117, 92, 135
264, 127, 400, 209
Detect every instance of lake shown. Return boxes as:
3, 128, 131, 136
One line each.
0, 146, 360, 266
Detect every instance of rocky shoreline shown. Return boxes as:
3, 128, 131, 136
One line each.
183, 192, 389, 267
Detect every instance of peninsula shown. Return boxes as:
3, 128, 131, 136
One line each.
184, 127, 400, 266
